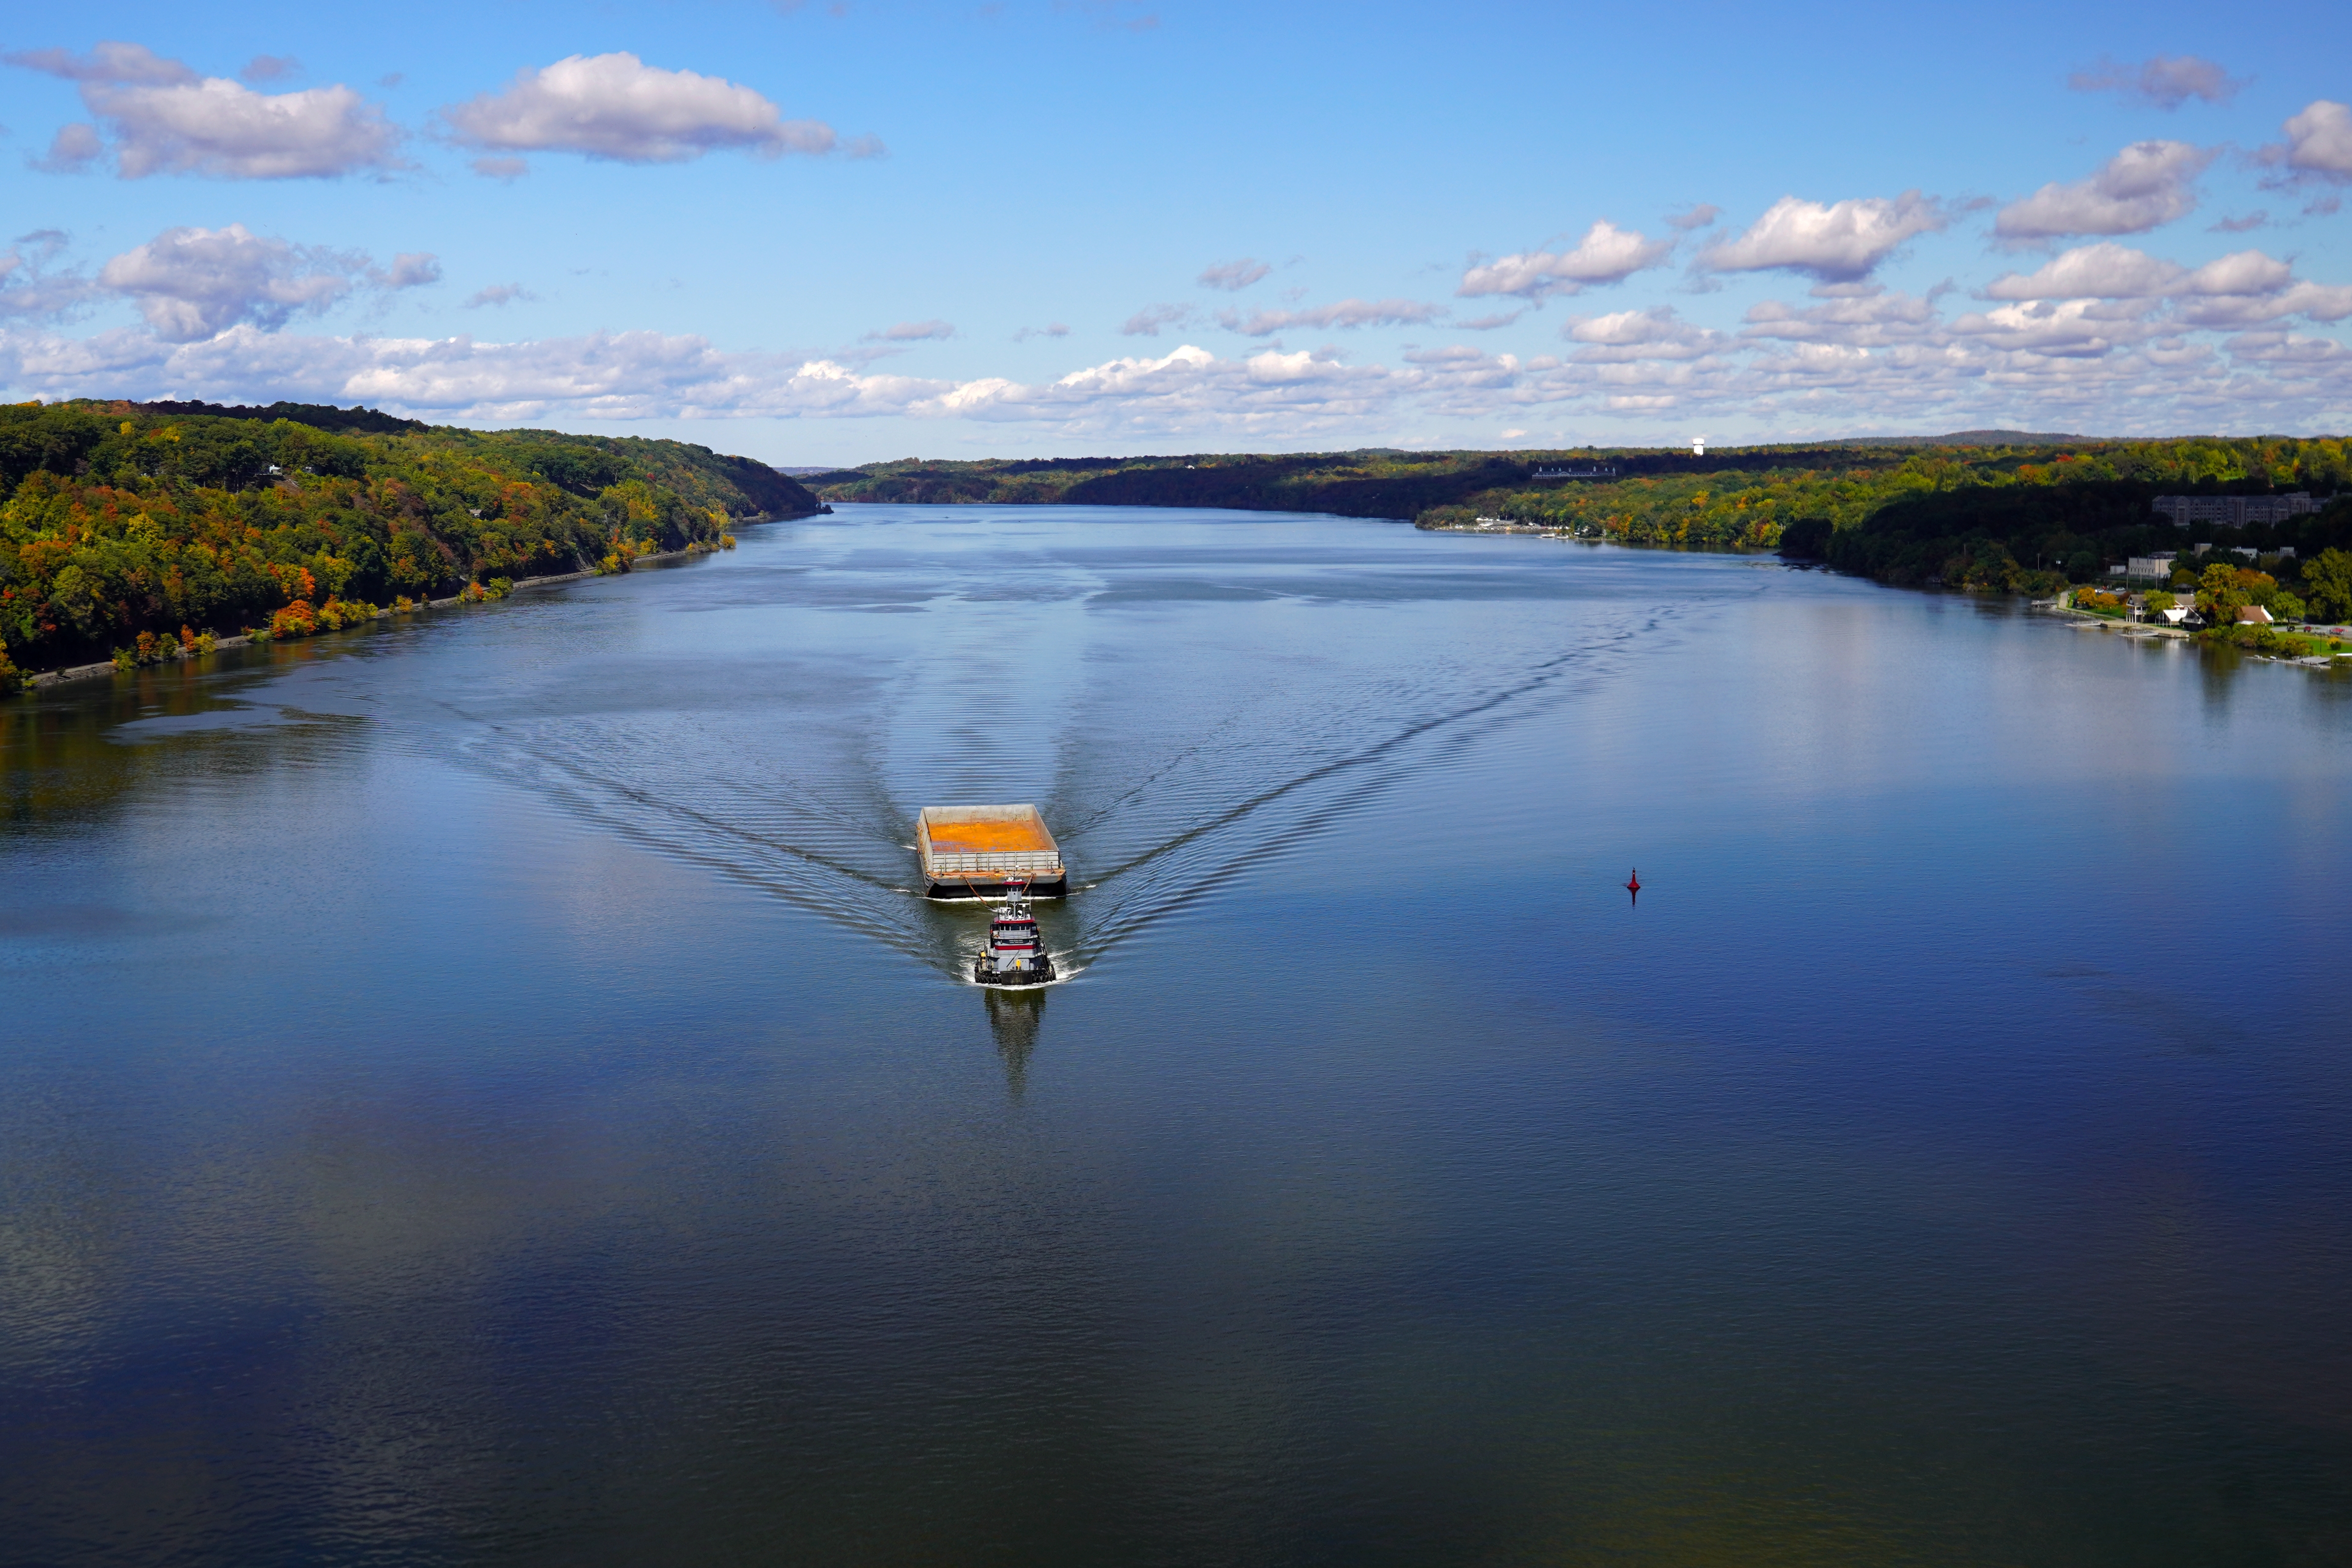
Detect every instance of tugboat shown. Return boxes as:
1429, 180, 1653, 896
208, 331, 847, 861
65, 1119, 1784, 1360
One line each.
972, 881, 1056, 987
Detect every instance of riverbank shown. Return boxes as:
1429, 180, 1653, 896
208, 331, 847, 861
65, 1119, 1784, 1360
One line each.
1420, 517, 2352, 668
17, 541, 729, 693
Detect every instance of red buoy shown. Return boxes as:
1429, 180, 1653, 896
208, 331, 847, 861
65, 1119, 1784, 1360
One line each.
1624, 867, 1640, 901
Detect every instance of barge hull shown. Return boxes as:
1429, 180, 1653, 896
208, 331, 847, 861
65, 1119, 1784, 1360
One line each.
916, 804, 1067, 899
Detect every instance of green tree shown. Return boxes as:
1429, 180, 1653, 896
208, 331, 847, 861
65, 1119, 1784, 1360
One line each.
2197, 562, 2248, 626
2304, 548, 2352, 623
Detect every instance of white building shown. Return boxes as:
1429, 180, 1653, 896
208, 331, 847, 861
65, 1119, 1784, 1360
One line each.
2125, 553, 2178, 580
2152, 493, 2317, 527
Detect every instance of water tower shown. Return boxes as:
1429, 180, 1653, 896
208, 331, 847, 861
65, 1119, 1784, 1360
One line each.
1690, 436, 1706, 457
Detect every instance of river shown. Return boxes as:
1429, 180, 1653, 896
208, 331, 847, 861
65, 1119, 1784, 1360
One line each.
4, 503, 2349, 1565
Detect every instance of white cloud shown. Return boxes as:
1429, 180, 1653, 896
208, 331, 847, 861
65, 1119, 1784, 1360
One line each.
1197, 258, 1270, 291
862, 319, 956, 342
1122, 303, 1194, 336
1456, 220, 1673, 299
2260, 101, 2352, 185
1219, 298, 1442, 336
1562, 307, 1726, 361
241, 55, 300, 84
95, 225, 428, 341
6, 316, 2349, 440
1984, 242, 2187, 300
1741, 290, 1942, 347
1665, 204, 1720, 232
1995, 141, 2213, 242
374, 253, 442, 289
2171, 279, 2352, 330
1014, 322, 1069, 341
2068, 54, 2243, 110
440, 53, 836, 166
32, 124, 105, 174
1948, 299, 2153, 357
4, 42, 196, 86
8, 43, 405, 179
1968, 242, 2352, 338
100, 79, 402, 178
1700, 193, 1945, 282
0, 235, 94, 321
464, 283, 535, 309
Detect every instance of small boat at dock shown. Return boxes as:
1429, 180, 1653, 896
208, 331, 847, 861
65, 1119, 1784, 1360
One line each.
973, 882, 1055, 987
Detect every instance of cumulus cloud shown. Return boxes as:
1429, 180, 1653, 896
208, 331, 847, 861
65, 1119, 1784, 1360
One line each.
1122, 302, 1194, 336
440, 53, 837, 165
96, 224, 432, 341
1700, 192, 1946, 282
1978, 242, 2352, 333
2258, 100, 2352, 185
1218, 298, 1444, 336
465, 283, 535, 309
1456, 220, 1673, 299
1948, 298, 2156, 358
1561, 307, 1726, 361
863, 318, 955, 342
1741, 289, 1942, 347
7, 309, 2352, 440
1996, 141, 2214, 242
1984, 242, 2188, 300
2068, 54, 2243, 110
8, 41, 404, 179
1197, 258, 1270, 291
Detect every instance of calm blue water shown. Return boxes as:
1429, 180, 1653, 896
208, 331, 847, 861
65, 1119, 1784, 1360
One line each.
4, 505, 2349, 1565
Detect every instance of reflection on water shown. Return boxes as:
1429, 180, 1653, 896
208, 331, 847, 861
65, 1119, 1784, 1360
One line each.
4, 505, 2350, 1566
983, 987, 1046, 1095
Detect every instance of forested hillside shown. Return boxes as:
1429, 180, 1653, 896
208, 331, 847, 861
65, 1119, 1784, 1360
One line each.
813, 437, 2352, 600
0, 400, 821, 679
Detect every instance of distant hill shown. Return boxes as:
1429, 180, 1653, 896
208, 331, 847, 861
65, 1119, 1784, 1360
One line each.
0, 399, 823, 676
1819, 429, 2086, 448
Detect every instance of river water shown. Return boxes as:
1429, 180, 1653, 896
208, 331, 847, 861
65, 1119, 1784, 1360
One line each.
4, 504, 2349, 1565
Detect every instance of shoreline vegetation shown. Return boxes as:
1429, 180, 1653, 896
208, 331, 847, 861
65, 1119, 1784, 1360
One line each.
807, 435, 2352, 655
0, 399, 825, 691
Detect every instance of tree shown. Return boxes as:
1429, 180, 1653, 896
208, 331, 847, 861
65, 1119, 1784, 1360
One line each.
2303, 547, 2352, 623
2197, 562, 2248, 627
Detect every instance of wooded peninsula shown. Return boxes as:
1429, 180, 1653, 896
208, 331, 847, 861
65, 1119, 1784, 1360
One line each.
0, 400, 822, 686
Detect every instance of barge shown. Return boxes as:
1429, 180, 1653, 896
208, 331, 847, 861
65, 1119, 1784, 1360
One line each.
916, 804, 1067, 899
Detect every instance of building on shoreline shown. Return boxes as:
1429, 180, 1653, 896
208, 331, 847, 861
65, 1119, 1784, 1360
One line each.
2152, 494, 2317, 528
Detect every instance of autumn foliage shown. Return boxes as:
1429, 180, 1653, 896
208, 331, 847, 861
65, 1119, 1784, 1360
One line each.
0, 400, 820, 673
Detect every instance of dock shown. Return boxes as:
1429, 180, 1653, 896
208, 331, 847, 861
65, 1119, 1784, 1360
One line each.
916, 804, 1067, 899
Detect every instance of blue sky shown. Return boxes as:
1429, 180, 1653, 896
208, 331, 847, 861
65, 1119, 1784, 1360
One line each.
2, 0, 2348, 462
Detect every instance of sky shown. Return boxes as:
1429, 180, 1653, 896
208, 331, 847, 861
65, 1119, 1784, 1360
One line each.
2, 0, 2349, 464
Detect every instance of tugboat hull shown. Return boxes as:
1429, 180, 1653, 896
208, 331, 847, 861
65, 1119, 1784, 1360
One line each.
972, 954, 1056, 988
